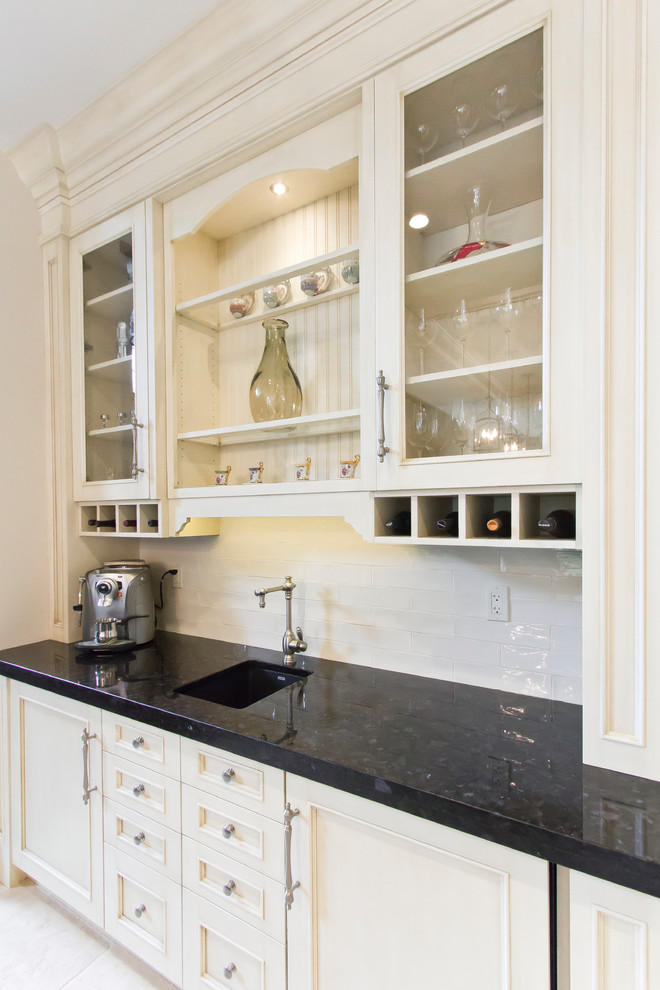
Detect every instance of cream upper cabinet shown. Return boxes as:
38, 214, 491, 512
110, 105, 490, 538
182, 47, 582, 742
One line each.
286, 774, 551, 990
373, 0, 583, 492
165, 106, 374, 498
70, 201, 164, 503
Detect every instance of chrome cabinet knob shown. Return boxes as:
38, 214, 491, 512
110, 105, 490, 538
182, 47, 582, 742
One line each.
133, 832, 146, 846
223, 963, 237, 979
133, 783, 145, 797
222, 768, 235, 783
134, 903, 147, 919
222, 823, 235, 839
132, 736, 145, 749
223, 880, 236, 897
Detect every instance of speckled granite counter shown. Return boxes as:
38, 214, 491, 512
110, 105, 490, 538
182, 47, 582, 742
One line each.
0, 632, 658, 897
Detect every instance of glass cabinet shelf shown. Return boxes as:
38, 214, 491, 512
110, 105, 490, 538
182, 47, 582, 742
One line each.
86, 282, 133, 321
86, 355, 133, 382
178, 409, 360, 448
406, 356, 542, 405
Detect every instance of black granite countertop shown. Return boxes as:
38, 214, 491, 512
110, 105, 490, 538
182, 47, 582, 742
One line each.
1, 632, 658, 897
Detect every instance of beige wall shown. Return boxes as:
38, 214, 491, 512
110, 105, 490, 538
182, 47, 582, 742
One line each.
0, 154, 51, 648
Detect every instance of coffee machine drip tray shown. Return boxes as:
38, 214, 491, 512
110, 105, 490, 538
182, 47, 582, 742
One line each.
75, 638, 137, 653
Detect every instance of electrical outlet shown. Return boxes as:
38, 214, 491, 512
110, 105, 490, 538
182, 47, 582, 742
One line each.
487, 585, 509, 621
172, 569, 182, 589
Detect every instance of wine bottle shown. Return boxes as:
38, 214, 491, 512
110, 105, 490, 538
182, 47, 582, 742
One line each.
122, 519, 137, 528
486, 510, 511, 537
537, 509, 575, 539
384, 510, 411, 536
146, 519, 159, 528
88, 518, 116, 528
436, 510, 458, 536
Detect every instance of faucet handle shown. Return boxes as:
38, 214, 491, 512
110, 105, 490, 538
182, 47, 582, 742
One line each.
295, 627, 307, 653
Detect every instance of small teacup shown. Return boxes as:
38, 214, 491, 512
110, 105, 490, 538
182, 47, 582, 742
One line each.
339, 453, 360, 479
295, 457, 311, 482
341, 258, 360, 285
300, 267, 332, 297
262, 280, 290, 309
229, 292, 255, 318
248, 461, 264, 484
214, 465, 231, 486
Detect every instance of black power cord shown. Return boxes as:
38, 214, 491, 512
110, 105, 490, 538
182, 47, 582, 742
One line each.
155, 569, 178, 613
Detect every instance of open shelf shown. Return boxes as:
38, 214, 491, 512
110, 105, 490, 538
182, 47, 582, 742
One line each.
178, 409, 360, 448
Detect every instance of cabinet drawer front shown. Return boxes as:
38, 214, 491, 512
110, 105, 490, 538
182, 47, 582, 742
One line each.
104, 845, 182, 987
181, 738, 283, 820
183, 888, 285, 990
182, 784, 283, 880
104, 798, 181, 882
182, 836, 285, 942
102, 711, 180, 779
103, 752, 181, 831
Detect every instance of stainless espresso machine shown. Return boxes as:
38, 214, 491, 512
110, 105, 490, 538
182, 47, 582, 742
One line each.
75, 560, 155, 652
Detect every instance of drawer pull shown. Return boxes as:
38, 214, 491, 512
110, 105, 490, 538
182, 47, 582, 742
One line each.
134, 903, 147, 919
223, 963, 237, 980
223, 880, 236, 897
133, 831, 146, 846
222, 768, 236, 783
222, 823, 236, 839
133, 783, 146, 797
132, 736, 145, 749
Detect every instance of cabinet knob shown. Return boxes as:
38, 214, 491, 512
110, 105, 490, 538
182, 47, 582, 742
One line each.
222, 823, 236, 839
132, 736, 145, 749
133, 783, 145, 797
223, 880, 236, 897
133, 832, 146, 846
222, 768, 235, 783
134, 903, 147, 919
223, 963, 237, 980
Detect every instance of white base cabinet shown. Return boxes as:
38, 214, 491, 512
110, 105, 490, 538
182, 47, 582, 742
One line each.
286, 774, 551, 990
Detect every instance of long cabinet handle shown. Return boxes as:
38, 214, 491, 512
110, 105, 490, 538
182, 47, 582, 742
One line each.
284, 802, 300, 910
81, 728, 97, 805
376, 370, 390, 462
131, 411, 144, 481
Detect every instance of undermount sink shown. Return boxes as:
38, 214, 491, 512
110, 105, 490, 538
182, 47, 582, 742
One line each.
176, 659, 311, 709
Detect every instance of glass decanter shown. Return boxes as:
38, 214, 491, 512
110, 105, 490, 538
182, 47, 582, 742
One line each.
436, 183, 509, 264
249, 318, 303, 422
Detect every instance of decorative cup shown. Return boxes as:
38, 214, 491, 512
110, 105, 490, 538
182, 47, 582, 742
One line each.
214, 465, 231, 486
229, 292, 255, 318
295, 457, 311, 482
339, 453, 360, 479
248, 461, 264, 483
300, 267, 332, 297
262, 280, 290, 309
340, 258, 359, 285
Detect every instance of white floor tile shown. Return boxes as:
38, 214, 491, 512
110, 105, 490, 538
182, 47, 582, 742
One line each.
62, 945, 178, 990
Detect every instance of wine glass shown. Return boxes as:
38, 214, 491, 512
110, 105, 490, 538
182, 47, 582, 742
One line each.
452, 102, 479, 147
410, 122, 439, 165
495, 287, 520, 360
408, 402, 434, 457
452, 299, 473, 367
451, 399, 472, 454
408, 309, 437, 376
486, 82, 517, 130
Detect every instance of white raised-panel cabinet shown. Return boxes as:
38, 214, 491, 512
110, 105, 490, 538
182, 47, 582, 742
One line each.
374, 0, 583, 492
286, 775, 550, 990
70, 201, 164, 503
9, 681, 103, 925
165, 106, 374, 500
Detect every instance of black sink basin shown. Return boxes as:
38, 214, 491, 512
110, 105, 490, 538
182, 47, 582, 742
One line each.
176, 659, 311, 709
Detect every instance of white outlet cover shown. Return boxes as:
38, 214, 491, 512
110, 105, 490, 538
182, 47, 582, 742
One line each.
487, 585, 509, 621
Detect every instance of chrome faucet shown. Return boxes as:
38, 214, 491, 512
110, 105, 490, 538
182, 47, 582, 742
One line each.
254, 575, 307, 667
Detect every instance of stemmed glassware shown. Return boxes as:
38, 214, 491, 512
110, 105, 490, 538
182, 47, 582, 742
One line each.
452, 102, 479, 147
408, 309, 437, 376
408, 402, 434, 457
485, 82, 517, 130
411, 123, 439, 165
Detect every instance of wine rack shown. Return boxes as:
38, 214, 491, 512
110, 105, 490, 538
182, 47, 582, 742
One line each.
373, 488, 580, 547
79, 503, 222, 539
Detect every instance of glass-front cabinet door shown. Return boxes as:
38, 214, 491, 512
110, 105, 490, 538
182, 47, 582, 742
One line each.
70, 205, 155, 502
374, 0, 583, 491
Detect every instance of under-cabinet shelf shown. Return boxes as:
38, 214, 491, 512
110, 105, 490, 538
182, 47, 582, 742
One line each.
406, 356, 542, 406
405, 117, 543, 235
86, 355, 133, 382
178, 409, 360, 447
406, 238, 543, 317
176, 243, 360, 324
86, 283, 133, 322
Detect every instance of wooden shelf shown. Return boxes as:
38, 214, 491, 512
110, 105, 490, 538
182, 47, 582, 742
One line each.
86, 355, 133, 382
406, 356, 542, 406
405, 117, 543, 235
176, 243, 359, 324
86, 283, 133, 321
178, 409, 361, 447
406, 238, 543, 318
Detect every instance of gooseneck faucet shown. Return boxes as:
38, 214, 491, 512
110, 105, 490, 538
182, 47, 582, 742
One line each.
254, 575, 307, 667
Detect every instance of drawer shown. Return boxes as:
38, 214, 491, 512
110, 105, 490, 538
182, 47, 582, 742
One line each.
183, 888, 285, 990
182, 783, 284, 881
104, 845, 182, 987
103, 752, 181, 831
102, 711, 180, 779
104, 798, 181, 883
182, 835, 285, 942
181, 738, 284, 820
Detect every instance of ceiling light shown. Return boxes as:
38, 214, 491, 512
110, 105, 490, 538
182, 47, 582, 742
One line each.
270, 181, 288, 196
409, 213, 429, 229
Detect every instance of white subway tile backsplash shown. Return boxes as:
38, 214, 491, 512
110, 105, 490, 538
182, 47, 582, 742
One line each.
142, 517, 582, 704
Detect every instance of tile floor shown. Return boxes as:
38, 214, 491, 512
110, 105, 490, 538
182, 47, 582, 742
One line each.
0, 879, 176, 989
